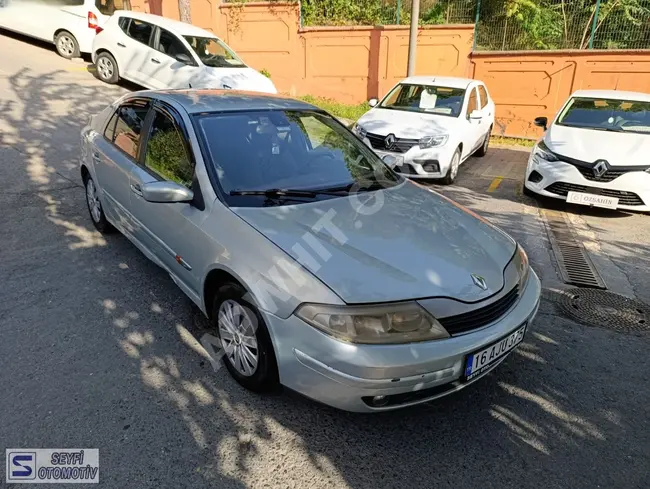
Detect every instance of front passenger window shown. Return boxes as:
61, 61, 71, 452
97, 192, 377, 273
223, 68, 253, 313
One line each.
145, 111, 194, 188
157, 28, 193, 61
466, 88, 478, 118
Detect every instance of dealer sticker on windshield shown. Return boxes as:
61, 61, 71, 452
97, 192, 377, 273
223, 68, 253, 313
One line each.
463, 324, 526, 381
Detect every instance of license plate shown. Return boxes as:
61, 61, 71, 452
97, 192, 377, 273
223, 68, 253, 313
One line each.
463, 324, 526, 381
566, 191, 618, 210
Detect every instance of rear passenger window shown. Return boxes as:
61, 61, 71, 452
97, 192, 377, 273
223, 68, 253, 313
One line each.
125, 19, 153, 45
478, 85, 489, 109
113, 101, 150, 159
104, 111, 118, 141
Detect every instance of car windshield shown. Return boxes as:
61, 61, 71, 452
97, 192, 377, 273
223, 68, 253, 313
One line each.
380, 84, 466, 117
196, 110, 402, 206
95, 0, 131, 15
183, 36, 246, 68
557, 97, 650, 134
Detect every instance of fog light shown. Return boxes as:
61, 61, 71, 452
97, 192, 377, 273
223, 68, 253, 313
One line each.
371, 395, 389, 407
528, 170, 543, 183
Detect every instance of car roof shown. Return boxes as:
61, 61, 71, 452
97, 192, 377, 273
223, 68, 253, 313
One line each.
398, 76, 476, 89
133, 89, 320, 115
113, 10, 217, 38
570, 89, 650, 102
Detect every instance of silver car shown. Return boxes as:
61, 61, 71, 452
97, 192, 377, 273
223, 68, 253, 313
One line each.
80, 90, 541, 412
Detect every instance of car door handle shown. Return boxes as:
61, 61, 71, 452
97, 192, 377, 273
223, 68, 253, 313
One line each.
130, 183, 143, 196
117, 42, 126, 48
92, 152, 101, 162
151, 58, 160, 64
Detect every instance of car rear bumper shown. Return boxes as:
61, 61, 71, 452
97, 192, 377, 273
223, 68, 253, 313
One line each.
264, 270, 541, 412
524, 153, 650, 212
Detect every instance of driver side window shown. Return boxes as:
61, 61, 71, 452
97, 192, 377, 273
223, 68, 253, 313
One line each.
144, 111, 194, 188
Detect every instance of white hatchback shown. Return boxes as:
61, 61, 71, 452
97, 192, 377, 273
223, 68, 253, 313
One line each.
352, 76, 495, 184
91, 11, 277, 93
0, 0, 129, 58
524, 89, 650, 212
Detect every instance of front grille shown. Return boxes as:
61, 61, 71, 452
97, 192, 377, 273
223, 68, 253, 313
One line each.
545, 182, 645, 206
366, 132, 419, 153
555, 152, 648, 183
573, 166, 629, 183
439, 285, 520, 335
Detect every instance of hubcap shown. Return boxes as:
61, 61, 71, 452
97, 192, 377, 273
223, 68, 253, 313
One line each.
58, 36, 74, 56
97, 57, 114, 80
218, 299, 259, 377
451, 152, 460, 179
86, 179, 102, 223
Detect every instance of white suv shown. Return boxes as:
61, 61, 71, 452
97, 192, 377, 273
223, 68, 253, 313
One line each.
0, 0, 130, 58
353, 76, 495, 184
92, 11, 277, 93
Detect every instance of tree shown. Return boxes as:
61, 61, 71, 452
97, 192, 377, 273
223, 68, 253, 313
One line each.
178, 0, 191, 23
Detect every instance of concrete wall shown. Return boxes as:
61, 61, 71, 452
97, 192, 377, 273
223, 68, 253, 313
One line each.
471, 50, 650, 138
129, 1, 650, 138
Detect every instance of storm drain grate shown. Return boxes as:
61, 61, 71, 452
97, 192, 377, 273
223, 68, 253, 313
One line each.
542, 210, 606, 289
557, 288, 650, 333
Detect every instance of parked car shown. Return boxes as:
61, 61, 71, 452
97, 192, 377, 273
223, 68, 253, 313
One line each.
0, 0, 129, 58
524, 89, 650, 212
91, 11, 277, 93
352, 76, 495, 184
80, 89, 540, 412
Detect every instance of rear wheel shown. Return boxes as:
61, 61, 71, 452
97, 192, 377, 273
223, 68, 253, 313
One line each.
212, 283, 279, 392
95, 52, 119, 84
441, 148, 461, 185
55, 31, 80, 59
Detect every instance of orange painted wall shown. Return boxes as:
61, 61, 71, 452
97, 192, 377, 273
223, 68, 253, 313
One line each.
128, 1, 650, 138
470, 50, 650, 138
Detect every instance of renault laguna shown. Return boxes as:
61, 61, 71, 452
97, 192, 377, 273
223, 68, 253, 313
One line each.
80, 90, 541, 412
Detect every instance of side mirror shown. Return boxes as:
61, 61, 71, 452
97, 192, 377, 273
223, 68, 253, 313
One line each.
534, 116, 548, 130
141, 181, 194, 203
469, 110, 483, 120
368, 98, 378, 108
381, 154, 397, 166
174, 53, 193, 65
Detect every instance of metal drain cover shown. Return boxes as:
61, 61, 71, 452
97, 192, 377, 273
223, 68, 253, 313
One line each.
558, 288, 649, 333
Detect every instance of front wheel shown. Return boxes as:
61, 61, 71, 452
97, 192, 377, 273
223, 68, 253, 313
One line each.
441, 148, 461, 185
212, 283, 279, 393
522, 183, 537, 198
54, 31, 80, 59
84, 174, 115, 233
94, 52, 119, 84
475, 126, 492, 157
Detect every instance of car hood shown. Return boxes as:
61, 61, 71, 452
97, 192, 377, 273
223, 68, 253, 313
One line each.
194, 67, 277, 94
232, 182, 517, 304
356, 108, 462, 138
545, 124, 650, 166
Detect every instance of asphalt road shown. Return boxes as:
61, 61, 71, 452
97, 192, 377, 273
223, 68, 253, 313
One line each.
1, 30, 649, 489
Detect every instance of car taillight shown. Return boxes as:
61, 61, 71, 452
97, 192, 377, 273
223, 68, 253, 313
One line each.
95, 26, 103, 34
88, 12, 98, 29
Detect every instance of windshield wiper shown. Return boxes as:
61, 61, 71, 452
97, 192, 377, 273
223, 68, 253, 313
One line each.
229, 187, 349, 198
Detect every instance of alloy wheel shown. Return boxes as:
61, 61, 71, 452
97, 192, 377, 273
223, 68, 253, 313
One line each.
86, 179, 102, 223
97, 57, 114, 81
218, 299, 259, 377
57, 35, 75, 57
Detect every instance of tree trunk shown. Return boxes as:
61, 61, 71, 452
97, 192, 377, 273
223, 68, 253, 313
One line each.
178, 0, 191, 23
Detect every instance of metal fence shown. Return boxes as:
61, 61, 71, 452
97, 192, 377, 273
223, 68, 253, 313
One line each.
293, 0, 650, 50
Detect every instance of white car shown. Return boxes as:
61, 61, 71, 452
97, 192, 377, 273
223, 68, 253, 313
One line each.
91, 11, 277, 93
352, 76, 495, 184
524, 89, 650, 212
0, 0, 129, 58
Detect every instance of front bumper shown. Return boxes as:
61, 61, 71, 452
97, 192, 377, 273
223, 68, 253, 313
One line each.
369, 143, 456, 179
264, 270, 541, 412
524, 154, 650, 212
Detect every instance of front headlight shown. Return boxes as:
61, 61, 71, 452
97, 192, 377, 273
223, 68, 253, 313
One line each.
352, 123, 367, 139
419, 134, 448, 148
514, 245, 530, 287
532, 140, 558, 162
295, 301, 449, 344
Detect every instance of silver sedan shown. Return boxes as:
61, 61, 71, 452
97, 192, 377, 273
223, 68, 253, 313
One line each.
80, 90, 541, 412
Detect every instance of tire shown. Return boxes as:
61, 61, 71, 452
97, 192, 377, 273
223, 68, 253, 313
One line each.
54, 31, 80, 59
474, 125, 492, 157
211, 282, 279, 393
94, 52, 119, 84
441, 148, 461, 185
522, 182, 537, 198
83, 173, 115, 233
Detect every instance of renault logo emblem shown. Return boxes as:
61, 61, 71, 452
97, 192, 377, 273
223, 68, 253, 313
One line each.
471, 274, 488, 291
593, 160, 608, 178
384, 134, 396, 149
